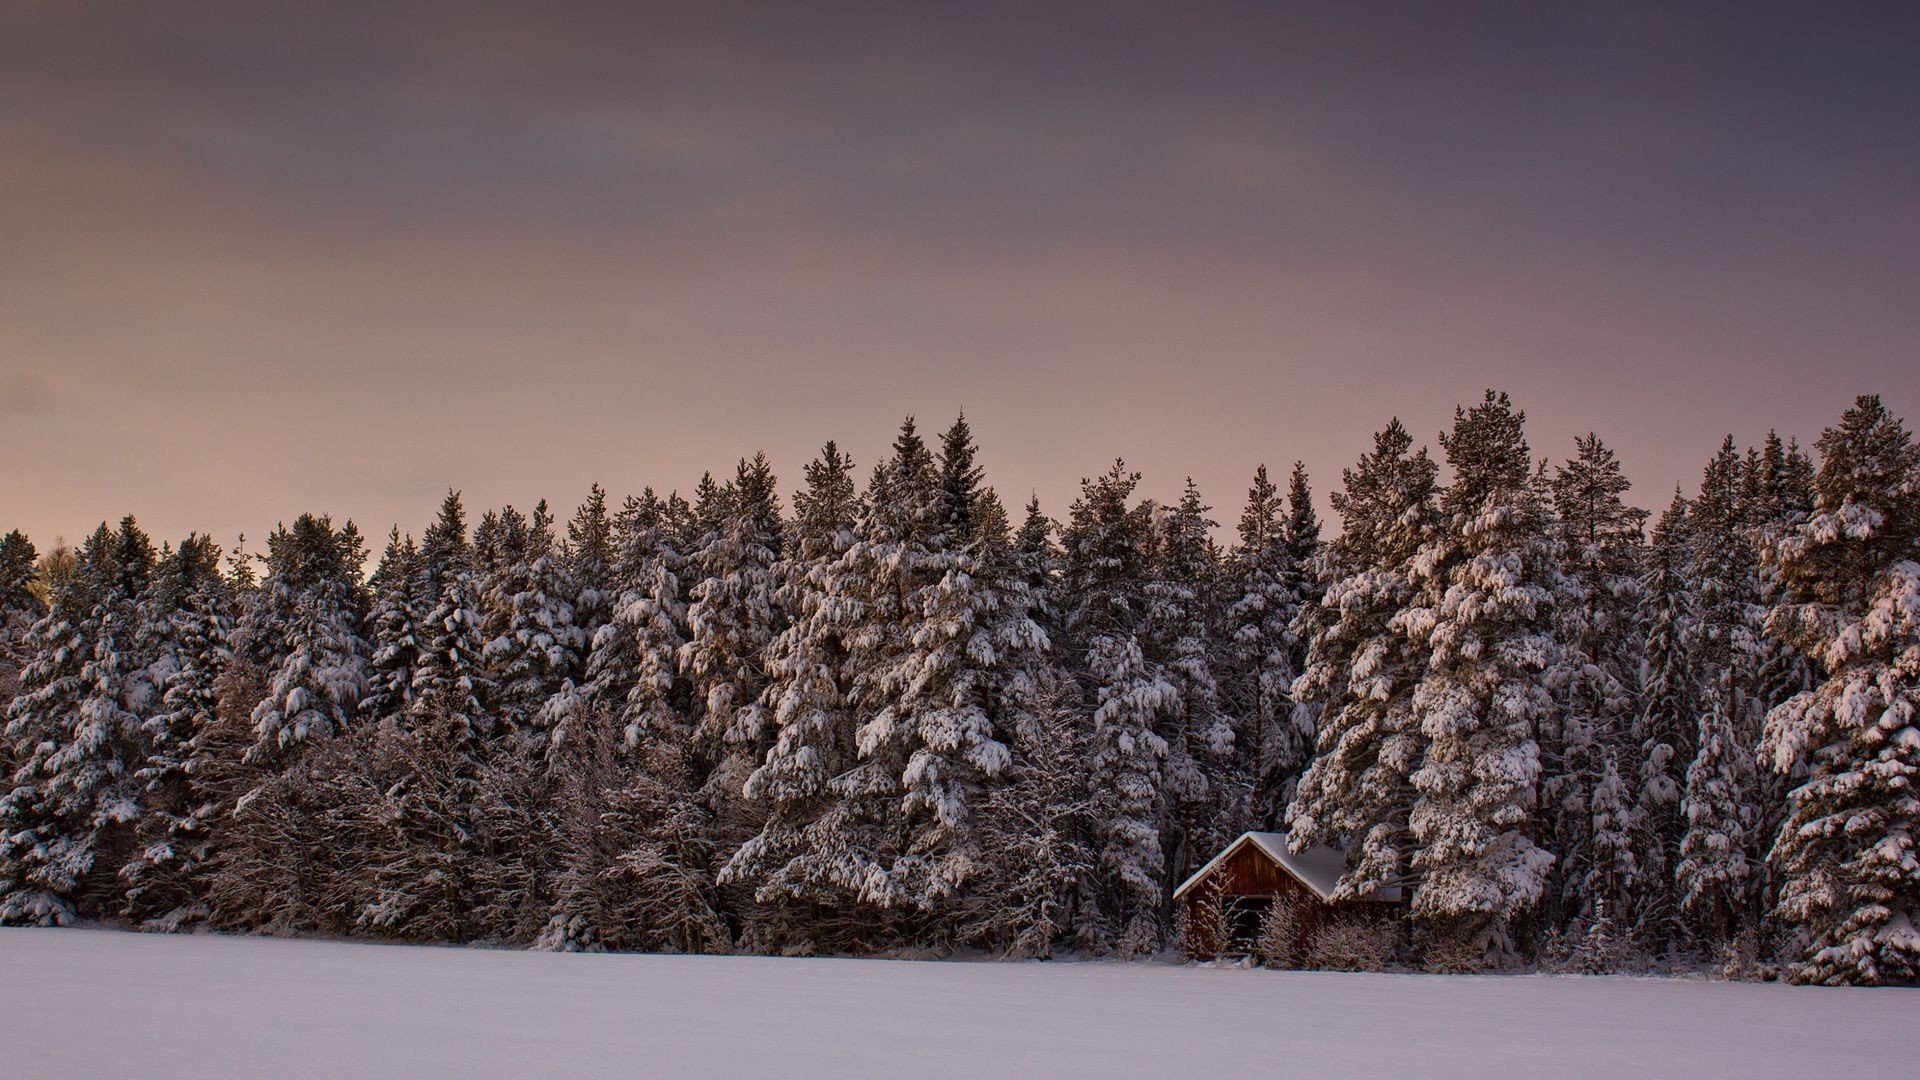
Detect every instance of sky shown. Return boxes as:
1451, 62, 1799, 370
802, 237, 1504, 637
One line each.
3, 1, 1917, 554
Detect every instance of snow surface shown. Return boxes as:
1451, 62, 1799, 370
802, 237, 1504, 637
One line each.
2, 928, 1915, 1079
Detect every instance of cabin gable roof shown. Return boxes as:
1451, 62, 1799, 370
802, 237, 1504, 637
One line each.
1171, 830, 1401, 904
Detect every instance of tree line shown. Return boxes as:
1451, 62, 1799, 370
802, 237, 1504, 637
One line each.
2, 394, 1916, 985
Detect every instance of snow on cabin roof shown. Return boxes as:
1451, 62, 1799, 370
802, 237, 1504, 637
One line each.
1171, 831, 1402, 904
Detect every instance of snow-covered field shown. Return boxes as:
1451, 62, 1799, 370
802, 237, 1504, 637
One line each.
2, 928, 1914, 1079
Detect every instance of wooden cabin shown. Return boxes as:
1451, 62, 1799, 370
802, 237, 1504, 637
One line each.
1173, 831, 1402, 959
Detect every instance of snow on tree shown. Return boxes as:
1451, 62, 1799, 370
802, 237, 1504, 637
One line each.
724, 442, 865, 916
480, 500, 582, 736
1146, 478, 1233, 883
122, 534, 231, 928
1288, 420, 1439, 901
1631, 489, 1695, 947
1225, 464, 1315, 831
0, 518, 156, 924
563, 484, 618, 647
408, 493, 491, 741
362, 528, 423, 725
1395, 391, 1557, 967
1761, 394, 1920, 985
964, 666, 1096, 958
244, 514, 370, 762
680, 454, 784, 771
1062, 460, 1174, 954
1677, 673, 1756, 942
1544, 434, 1647, 934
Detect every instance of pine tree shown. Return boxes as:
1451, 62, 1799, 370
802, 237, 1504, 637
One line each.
1288, 420, 1439, 900
1225, 465, 1314, 831
122, 534, 231, 928
1544, 434, 1647, 933
1147, 478, 1233, 884
244, 514, 370, 762
1632, 489, 1695, 948
0, 518, 157, 924
481, 500, 581, 736
681, 454, 784, 766
1761, 394, 1920, 985
408, 493, 490, 741
1677, 673, 1756, 942
1062, 460, 1174, 954
362, 529, 423, 725
725, 442, 864, 922
1397, 391, 1557, 966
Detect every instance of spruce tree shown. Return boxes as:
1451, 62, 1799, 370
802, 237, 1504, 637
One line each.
123, 534, 231, 928
1288, 420, 1439, 900
1677, 673, 1757, 943
1632, 489, 1695, 949
1397, 391, 1557, 966
244, 514, 370, 762
0, 518, 156, 924
1225, 465, 1314, 831
1545, 434, 1647, 934
1761, 394, 1920, 985
725, 442, 865, 922
1147, 478, 1233, 883
1062, 460, 1174, 954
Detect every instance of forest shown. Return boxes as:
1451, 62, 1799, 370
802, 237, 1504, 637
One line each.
1, 391, 1915, 986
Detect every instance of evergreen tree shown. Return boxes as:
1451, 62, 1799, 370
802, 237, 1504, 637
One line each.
244, 514, 370, 762
362, 529, 423, 724
481, 500, 581, 735
1147, 478, 1233, 883
122, 534, 231, 928
1225, 465, 1314, 831
1544, 434, 1647, 933
1062, 460, 1173, 954
1761, 394, 1920, 985
725, 442, 863, 922
681, 454, 783, 765
0, 518, 156, 923
1397, 391, 1556, 966
1676, 673, 1756, 943
1631, 490, 1696, 949
408, 493, 490, 740
1288, 420, 1439, 900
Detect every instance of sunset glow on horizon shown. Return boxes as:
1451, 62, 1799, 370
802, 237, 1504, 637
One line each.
4, 1, 1916, 549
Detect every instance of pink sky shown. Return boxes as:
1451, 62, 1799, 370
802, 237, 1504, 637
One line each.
3, 2, 1916, 552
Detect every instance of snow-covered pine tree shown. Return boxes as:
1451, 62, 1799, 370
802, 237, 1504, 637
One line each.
1396, 391, 1557, 967
724, 442, 865, 928
1544, 434, 1647, 936
1062, 460, 1174, 955
1288, 420, 1439, 901
1676, 672, 1756, 944
563, 484, 617, 651
0, 530, 42, 797
0, 530, 42, 701
362, 529, 422, 725
0, 518, 156, 924
481, 500, 581, 738
1146, 478, 1234, 885
879, 417, 1038, 915
1631, 489, 1695, 950
1225, 465, 1313, 831
122, 534, 231, 929
407, 493, 491, 741
680, 454, 783, 770
243, 514, 370, 763
1680, 437, 1768, 935
1761, 394, 1920, 985
965, 664, 1096, 958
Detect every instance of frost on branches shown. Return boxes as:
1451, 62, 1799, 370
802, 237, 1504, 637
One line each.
1762, 395, 1920, 986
